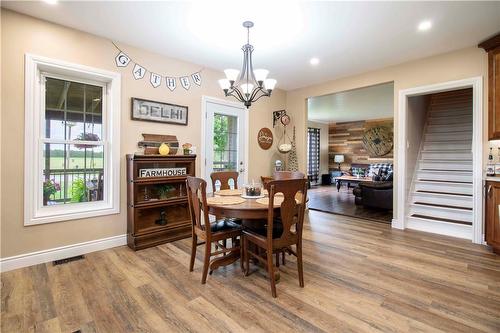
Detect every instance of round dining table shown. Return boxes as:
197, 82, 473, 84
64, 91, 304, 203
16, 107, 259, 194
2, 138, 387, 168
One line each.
205, 194, 282, 279
206, 195, 279, 220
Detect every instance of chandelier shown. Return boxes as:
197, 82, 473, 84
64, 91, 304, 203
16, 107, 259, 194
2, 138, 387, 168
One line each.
218, 21, 277, 108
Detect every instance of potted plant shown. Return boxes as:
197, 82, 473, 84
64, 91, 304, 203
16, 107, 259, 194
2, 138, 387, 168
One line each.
156, 184, 176, 200
182, 143, 192, 155
43, 179, 60, 205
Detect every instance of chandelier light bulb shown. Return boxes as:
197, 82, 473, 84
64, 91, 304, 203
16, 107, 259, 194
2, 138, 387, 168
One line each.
224, 69, 240, 82
218, 79, 231, 90
264, 79, 277, 91
253, 69, 269, 83
240, 83, 254, 95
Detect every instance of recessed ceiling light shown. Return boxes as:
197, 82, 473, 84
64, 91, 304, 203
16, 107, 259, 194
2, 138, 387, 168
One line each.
43, 0, 58, 4
418, 20, 432, 32
310, 57, 319, 66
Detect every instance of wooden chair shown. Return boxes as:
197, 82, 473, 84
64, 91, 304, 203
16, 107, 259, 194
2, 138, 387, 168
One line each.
186, 176, 242, 284
261, 176, 273, 191
210, 171, 239, 192
267, 171, 306, 265
242, 178, 308, 297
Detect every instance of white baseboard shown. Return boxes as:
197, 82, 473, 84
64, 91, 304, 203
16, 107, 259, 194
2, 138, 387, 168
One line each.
0, 234, 127, 273
391, 218, 404, 229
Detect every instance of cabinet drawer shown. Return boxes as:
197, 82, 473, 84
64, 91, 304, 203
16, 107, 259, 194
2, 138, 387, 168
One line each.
133, 203, 191, 236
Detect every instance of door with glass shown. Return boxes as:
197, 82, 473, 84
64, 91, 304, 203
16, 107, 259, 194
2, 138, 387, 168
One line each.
205, 99, 247, 192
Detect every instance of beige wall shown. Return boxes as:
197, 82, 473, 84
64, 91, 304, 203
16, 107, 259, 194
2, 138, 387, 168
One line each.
307, 120, 329, 176
0, 9, 491, 258
286, 46, 488, 219
406, 95, 430, 197
0, 10, 286, 258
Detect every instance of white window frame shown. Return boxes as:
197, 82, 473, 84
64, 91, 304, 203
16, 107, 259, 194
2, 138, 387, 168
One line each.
24, 54, 121, 226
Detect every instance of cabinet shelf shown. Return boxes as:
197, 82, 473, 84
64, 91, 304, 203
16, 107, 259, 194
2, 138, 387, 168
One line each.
133, 196, 187, 208
127, 154, 196, 250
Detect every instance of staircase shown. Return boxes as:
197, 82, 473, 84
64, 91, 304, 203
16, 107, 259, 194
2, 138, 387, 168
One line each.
407, 89, 473, 239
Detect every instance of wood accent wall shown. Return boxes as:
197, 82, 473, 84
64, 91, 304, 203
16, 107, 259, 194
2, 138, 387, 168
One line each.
328, 118, 393, 170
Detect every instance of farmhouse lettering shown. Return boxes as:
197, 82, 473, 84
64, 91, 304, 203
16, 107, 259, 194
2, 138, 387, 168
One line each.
139, 167, 187, 178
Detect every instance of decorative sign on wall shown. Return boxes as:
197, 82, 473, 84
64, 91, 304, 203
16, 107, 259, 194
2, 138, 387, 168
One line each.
273, 110, 287, 127
362, 126, 393, 157
257, 128, 273, 150
139, 167, 187, 178
131, 98, 188, 125
113, 42, 203, 91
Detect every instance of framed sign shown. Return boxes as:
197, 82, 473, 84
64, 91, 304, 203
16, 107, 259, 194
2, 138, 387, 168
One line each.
131, 98, 188, 125
257, 128, 273, 150
139, 167, 187, 178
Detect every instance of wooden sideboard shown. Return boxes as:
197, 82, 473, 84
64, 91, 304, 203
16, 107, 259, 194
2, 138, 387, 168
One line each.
126, 154, 195, 250
485, 180, 500, 254
479, 32, 500, 140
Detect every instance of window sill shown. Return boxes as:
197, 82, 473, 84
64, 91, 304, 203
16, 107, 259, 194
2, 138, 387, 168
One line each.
26, 206, 120, 226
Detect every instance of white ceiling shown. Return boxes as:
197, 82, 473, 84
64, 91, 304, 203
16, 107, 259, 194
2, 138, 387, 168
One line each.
308, 82, 394, 123
3, 1, 500, 90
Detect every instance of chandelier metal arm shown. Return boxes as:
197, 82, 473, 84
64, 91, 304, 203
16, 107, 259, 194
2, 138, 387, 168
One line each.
227, 87, 247, 103
251, 90, 272, 103
248, 85, 266, 102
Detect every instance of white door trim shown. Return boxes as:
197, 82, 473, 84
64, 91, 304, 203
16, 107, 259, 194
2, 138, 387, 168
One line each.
200, 96, 249, 186
396, 77, 483, 243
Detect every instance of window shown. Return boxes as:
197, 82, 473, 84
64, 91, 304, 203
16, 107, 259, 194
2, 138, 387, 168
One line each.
213, 113, 238, 172
307, 127, 320, 184
25, 54, 121, 225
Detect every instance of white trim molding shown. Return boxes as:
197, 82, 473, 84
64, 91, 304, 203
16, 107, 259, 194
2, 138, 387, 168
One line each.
397, 77, 483, 243
24, 54, 121, 225
0, 234, 127, 272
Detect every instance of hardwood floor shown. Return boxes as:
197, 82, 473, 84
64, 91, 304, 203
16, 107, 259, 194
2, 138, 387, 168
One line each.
308, 185, 393, 223
2, 210, 500, 333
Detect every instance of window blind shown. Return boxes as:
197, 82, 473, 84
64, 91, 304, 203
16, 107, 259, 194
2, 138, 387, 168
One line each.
307, 127, 320, 184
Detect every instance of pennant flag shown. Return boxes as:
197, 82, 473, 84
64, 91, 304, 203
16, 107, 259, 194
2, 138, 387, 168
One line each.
180, 76, 190, 90
133, 64, 146, 80
150, 73, 162, 88
112, 43, 203, 91
191, 72, 202, 86
115, 52, 130, 67
166, 77, 176, 91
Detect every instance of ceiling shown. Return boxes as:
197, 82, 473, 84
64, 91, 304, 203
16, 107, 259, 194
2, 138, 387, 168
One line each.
3, 1, 500, 90
308, 82, 394, 123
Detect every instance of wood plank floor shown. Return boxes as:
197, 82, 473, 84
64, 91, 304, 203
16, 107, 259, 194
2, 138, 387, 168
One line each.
2, 210, 499, 333
308, 185, 393, 223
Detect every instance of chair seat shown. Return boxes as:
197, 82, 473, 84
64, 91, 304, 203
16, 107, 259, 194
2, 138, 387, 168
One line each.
244, 219, 283, 239
210, 219, 242, 233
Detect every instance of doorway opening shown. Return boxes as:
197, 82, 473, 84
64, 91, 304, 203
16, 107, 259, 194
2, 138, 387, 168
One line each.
306, 82, 395, 223
397, 78, 483, 243
201, 97, 248, 193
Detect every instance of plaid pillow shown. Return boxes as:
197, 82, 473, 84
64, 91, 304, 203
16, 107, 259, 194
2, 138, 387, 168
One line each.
368, 163, 393, 177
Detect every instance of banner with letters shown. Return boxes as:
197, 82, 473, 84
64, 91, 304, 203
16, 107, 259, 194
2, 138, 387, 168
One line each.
113, 42, 203, 91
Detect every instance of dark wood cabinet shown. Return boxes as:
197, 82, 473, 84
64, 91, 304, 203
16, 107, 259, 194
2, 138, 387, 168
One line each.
479, 32, 500, 140
126, 154, 195, 250
485, 181, 500, 254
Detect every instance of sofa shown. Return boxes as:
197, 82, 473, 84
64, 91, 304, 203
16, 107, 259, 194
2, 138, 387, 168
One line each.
352, 163, 393, 210
353, 181, 393, 210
